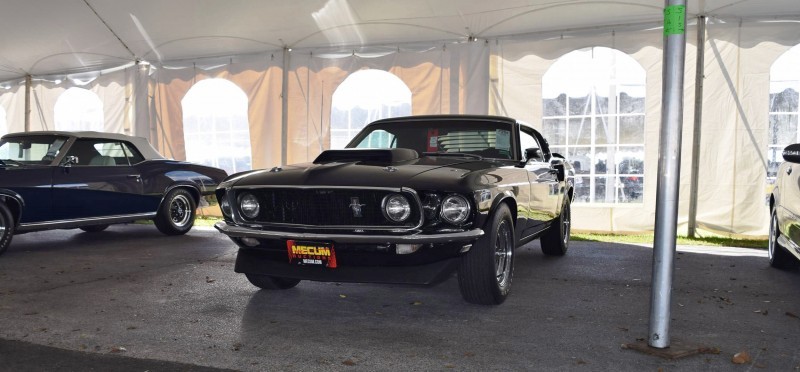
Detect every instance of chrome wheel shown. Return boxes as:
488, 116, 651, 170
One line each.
494, 220, 513, 289
170, 194, 192, 227
769, 210, 777, 261
562, 202, 571, 246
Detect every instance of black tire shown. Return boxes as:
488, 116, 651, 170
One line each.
769, 208, 800, 270
541, 197, 571, 256
79, 224, 109, 233
458, 204, 514, 305
0, 203, 15, 257
245, 273, 301, 290
154, 188, 196, 236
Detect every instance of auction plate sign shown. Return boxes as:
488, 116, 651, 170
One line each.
287, 240, 338, 268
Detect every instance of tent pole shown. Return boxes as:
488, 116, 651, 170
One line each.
281, 47, 290, 166
649, 0, 687, 349
24, 75, 31, 132
687, 16, 706, 238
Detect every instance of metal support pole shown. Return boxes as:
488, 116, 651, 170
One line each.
24, 75, 31, 132
281, 47, 290, 166
687, 16, 706, 238
649, 0, 687, 349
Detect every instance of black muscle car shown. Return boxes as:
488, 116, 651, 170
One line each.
769, 143, 800, 270
0, 131, 227, 256
215, 115, 574, 305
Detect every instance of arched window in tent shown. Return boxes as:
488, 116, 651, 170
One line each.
54, 87, 104, 132
182, 79, 252, 175
330, 69, 412, 149
768, 44, 800, 184
542, 47, 646, 204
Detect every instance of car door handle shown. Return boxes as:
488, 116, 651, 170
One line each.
127, 175, 142, 181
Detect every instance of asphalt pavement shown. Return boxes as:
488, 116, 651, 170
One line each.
0, 224, 798, 371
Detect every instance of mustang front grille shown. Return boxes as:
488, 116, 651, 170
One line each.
232, 188, 422, 229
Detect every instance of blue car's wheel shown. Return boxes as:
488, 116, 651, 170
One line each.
0, 203, 15, 256
155, 188, 196, 236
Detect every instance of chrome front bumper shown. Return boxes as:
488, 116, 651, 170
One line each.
214, 221, 484, 244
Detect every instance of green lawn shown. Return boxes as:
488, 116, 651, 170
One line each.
572, 232, 768, 249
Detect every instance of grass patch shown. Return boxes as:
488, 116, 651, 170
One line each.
572, 233, 767, 249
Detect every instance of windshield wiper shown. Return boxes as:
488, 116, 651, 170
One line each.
422, 152, 483, 160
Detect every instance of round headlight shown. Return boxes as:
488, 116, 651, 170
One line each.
382, 194, 411, 222
440, 194, 470, 224
238, 193, 260, 219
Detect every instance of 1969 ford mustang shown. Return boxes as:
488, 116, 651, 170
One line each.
215, 115, 574, 304
0, 131, 227, 256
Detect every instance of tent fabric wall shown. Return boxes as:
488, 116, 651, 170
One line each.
284, 42, 489, 164
1, 17, 799, 238
0, 69, 132, 135
149, 56, 284, 170
492, 19, 800, 237
492, 24, 696, 234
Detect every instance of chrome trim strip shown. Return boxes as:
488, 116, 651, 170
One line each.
215, 221, 483, 244
17, 213, 156, 232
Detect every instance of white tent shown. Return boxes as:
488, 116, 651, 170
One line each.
1, 0, 800, 237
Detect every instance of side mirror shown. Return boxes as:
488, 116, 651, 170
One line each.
525, 148, 543, 163
783, 144, 800, 164
61, 156, 79, 167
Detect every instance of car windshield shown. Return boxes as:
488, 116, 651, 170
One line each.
0, 135, 68, 166
346, 119, 516, 160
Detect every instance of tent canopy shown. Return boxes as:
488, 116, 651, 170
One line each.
2, 0, 799, 81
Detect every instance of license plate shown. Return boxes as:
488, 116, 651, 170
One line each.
286, 240, 337, 268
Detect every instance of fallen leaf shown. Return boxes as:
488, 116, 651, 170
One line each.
339, 294, 347, 298
786, 312, 799, 319
126, 326, 137, 330
232, 342, 242, 351
110, 346, 127, 353
411, 301, 423, 306
342, 359, 356, 366
205, 276, 215, 283
732, 351, 751, 364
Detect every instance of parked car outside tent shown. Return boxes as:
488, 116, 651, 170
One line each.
0, 131, 227, 256
215, 115, 574, 305
769, 143, 800, 270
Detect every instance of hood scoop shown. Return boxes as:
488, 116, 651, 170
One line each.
313, 148, 420, 165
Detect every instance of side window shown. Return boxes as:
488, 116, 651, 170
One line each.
520, 129, 544, 162
91, 142, 127, 166
121, 142, 145, 164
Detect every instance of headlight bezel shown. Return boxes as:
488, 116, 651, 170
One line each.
440, 194, 471, 225
382, 193, 412, 223
238, 192, 261, 219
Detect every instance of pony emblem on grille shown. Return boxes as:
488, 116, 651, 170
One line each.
349, 197, 366, 218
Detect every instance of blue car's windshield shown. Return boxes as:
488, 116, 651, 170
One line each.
346, 119, 516, 160
0, 135, 68, 166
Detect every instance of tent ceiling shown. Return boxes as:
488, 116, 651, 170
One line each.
1, 0, 798, 81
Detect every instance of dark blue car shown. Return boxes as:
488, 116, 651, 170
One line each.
0, 131, 227, 256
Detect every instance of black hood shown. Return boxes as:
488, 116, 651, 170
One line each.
227, 148, 502, 189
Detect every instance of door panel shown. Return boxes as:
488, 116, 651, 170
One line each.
51, 165, 147, 220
